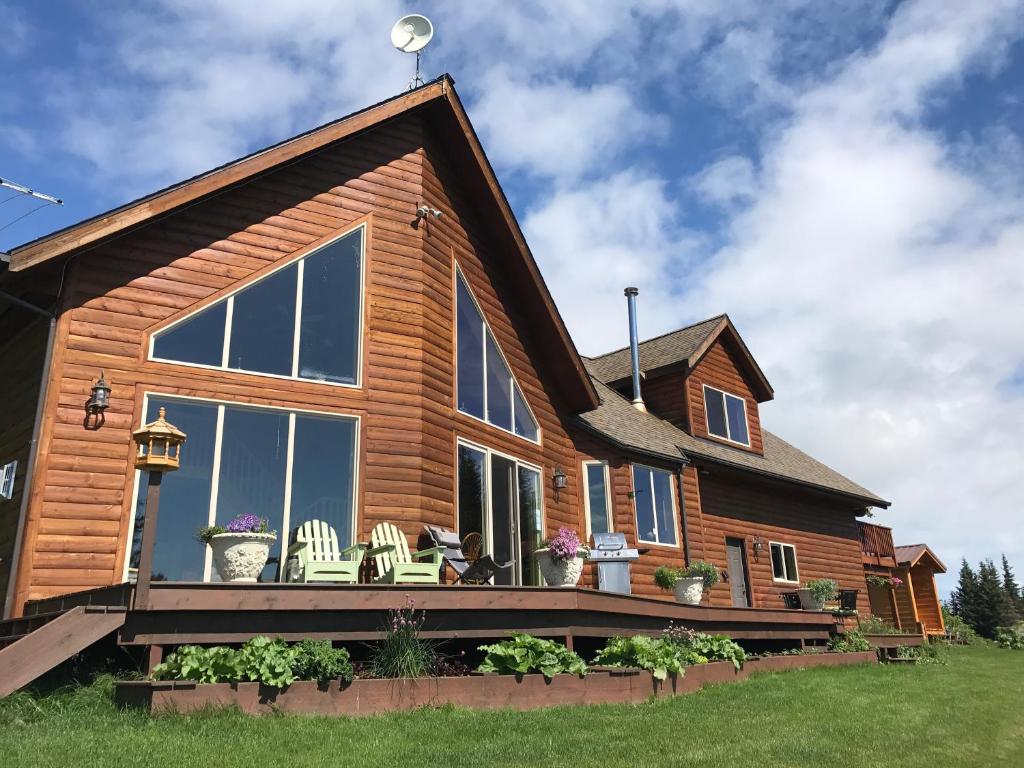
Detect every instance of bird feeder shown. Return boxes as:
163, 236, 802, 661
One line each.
132, 407, 186, 472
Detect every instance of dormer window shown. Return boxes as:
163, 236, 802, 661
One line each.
703, 385, 750, 446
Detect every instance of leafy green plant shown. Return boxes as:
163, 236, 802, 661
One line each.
195, 525, 226, 545
895, 643, 948, 664
291, 640, 354, 683
477, 633, 587, 678
828, 629, 871, 653
805, 578, 839, 603
858, 616, 905, 635
152, 645, 241, 684
661, 623, 746, 670
237, 636, 297, 687
941, 605, 980, 644
995, 623, 1024, 650
370, 598, 436, 678
593, 635, 701, 680
653, 560, 720, 591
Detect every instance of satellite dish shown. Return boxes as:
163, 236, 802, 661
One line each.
391, 14, 433, 54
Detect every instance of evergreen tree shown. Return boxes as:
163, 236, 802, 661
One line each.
950, 559, 978, 625
973, 559, 1016, 638
1001, 554, 1022, 620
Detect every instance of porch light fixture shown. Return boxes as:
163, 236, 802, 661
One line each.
84, 371, 112, 427
552, 466, 567, 491
752, 536, 763, 562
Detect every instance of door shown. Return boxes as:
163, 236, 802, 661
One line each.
725, 538, 751, 607
487, 455, 544, 586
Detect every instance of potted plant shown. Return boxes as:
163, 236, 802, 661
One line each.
865, 574, 903, 590
798, 578, 838, 611
535, 528, 590, 587
654, 561, 719, 605
198, 514, 277, 582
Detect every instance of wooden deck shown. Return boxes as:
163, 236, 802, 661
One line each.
24, 583, 839, 648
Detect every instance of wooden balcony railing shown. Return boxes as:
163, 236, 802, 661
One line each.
859, 522, 896, 566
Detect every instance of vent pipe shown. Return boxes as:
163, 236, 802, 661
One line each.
624, 287, 646, 411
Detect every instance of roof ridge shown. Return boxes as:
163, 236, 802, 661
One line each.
589, 313, 727, 361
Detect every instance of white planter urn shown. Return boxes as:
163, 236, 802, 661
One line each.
536, 549, 585, 587
672, 576, 705, 605
209, 532, 277, 582
797, 588, 825, 611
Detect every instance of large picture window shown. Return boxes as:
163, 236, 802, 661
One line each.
703, 385, 750, 445
127, 395, 358, 583
770, 542, 799, 583
455, 270, 539, 442
583, 461, 612, 536
151, 225, 364, 386
632, 464, 677, 546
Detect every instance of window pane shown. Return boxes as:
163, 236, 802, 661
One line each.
484, 332, 513, 431
770, 544, 784, 579
299, 230, 362, 384
652, 469, 676, 545
704, 388, 728, 438
632, 466, 656, 543
586, 464, 611, 535
228, 264, 296, 376
512, 384, 538, 440
725, 394, 749, 444
784, 546, 798, 582
288, 415, 356, 549
517, 466, 543, 586
214, 407, 289, 582
456, 276, 485, 419
152, 302, 226, 367
457, 445, 486, 545
130, 398, 218, 582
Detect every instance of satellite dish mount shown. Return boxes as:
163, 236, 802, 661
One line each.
390, 14, 434, 90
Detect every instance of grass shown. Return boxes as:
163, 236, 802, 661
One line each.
1, 644, 1021, 767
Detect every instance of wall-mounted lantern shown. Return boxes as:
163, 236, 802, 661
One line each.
131, 407, 186, 610
552, 466, 567, 490
752, 535, 763, 563
84, 371, 112, 428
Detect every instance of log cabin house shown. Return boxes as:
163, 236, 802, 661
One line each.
0, 75, 914, 688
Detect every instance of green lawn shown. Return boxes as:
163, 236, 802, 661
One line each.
2, 645, 1021, 768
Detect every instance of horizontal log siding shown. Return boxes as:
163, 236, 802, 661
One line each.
640, 369, 689, 430
687, 338, 764, 454
0, 317, 48, 603
693, 471, 871, 611
12, 120, 442, 608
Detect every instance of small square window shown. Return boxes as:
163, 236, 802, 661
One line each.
703, 385, 750, 446
770, 542, 799, 583
0, 460, 17, 500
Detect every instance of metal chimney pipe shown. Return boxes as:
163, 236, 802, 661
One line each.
624, 287, 646, 411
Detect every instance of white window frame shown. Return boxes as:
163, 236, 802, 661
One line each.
455, 437, 545, 581
453, 266, 542, 445
631, 463, 679, 548
0, 460, 16, 500
582, 460, 613, 537
769, 541, 800, 584
148, 223, 367, 389
124, 392, 361, 584
702, 384, 751, 447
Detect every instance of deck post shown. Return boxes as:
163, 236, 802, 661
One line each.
146, 644, 164, 674
134, 472, 163, 611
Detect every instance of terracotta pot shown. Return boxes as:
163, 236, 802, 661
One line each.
535, 549, 584, 587
209, 532, 277, 582
672, 576, 705, 605
797, 588, 825, 611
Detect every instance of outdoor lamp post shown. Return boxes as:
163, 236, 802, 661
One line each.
131, 407, 186, 610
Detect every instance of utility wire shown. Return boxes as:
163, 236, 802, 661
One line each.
0, 200, 51, 233
0, 193, 22, 207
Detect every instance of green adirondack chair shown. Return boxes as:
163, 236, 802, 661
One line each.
286, 519, 366, 584
367, 522, 445, 584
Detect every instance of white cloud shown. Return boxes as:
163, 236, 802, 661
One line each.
694, 156, 757, 207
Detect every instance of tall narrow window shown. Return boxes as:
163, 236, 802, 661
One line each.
770, 542, 799, 583
631, 464, 677, 546
703, 385, 750, 445
150, 226, 364, 386
583, 461, 612, 535
454, 269, 539, 442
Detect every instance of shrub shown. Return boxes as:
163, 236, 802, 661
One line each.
291, 640, 354, 683
593, 636, 700, 680
653, 560, 720, 591
995, 623, 1024, 650
896, 642, 948, 664
858, 616, 904, 635
477, 633, 587, 678
828, 629, 871, 653
805, 578, 839, 603
941, 605, 980, 644
370, 598, 436, 678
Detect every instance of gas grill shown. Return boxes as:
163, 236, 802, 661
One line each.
587, 531, 641, 595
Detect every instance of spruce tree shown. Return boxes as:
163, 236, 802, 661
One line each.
1001, 554, 1022, 620
973, 559, 1016, 638
950, 559, 978, 626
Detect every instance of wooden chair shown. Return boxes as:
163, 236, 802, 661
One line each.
367, 522, 445, 584
286, 519, 366, 584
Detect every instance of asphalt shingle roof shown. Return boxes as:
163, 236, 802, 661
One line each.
585, 315, 726, 383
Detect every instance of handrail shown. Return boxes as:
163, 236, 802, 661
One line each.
858, 522, 895, 559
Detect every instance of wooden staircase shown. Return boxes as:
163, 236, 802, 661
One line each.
0, 605, 127, 697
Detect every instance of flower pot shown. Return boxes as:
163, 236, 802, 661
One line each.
672, 576, 705, 605
209, 532, 277, 582
797, 588, 825, 611
535, 549, 584, 587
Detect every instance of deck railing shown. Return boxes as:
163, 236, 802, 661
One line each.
858, 522, 895, 561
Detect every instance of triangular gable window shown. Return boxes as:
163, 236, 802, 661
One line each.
151, 225, 364, 386
456, 268, 539, 442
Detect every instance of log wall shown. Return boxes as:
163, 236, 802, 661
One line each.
686, 337, 764, 454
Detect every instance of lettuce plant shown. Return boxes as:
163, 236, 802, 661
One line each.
477, 633, 587, 678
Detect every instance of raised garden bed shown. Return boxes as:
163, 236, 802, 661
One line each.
864, 633, 924, 649
116, 651, 877, 716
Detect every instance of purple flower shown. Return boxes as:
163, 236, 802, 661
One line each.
226, 514, 263, 533
548, 528, 585, 562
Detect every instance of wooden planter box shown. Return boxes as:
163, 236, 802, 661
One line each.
864, 633, 924, 649
116, 651, 877, 716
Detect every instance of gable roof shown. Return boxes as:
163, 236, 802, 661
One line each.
577, 361, 887, 507
586, 314, 773, 401
895, 544, 947, 573
6, 74, 599, 411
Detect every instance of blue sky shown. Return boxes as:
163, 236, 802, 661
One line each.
2, 1, 1023, 595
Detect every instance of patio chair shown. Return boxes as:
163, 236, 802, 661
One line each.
367, 522, 445, 584
286, 519, 366, 584
781, 592, 802, 609
838, 588, 859, 612
421, 524, 512, 585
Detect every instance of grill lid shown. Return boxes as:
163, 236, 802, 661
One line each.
588, 531, 639, 561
